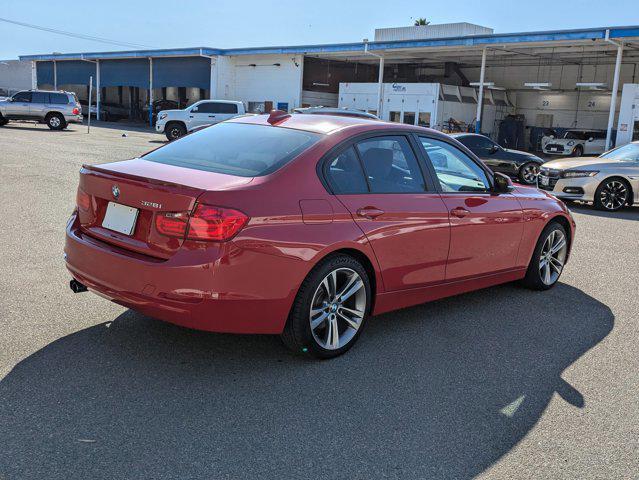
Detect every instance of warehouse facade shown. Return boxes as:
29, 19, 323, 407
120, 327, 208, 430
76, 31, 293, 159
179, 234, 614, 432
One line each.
18, 23, 639, 148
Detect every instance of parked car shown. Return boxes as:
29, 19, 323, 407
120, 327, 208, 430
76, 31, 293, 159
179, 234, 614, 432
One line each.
451, 133, 544, 185
65, 112, 575, 358
155, 99, 245, 141
542, 129, 607, 157
293, 106, 379, 120
0, 90, 83, 130
538, 141, 639, 211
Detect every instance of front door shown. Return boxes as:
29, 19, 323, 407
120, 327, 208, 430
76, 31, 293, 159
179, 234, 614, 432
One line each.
325, 135, 450, 291
417, 136, 524, 280
6, 91, 32, 118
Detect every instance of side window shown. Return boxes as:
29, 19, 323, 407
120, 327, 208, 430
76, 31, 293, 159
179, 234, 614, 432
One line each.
460, 135, 493, 152
49, 93, 69, 104
12, 91, 31, 103
355, 136, 425, 193
197, 102, 238, 114
31, 92, 49, 104
325, 147, 368, 194
419, 137, 490, 193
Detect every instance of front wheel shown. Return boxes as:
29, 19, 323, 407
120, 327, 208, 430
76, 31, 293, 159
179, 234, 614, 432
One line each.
521, 222, 569, 291
281, 254, 371, 359
594, 178, 630, 211
0, 115, 8, 126
518, 162, 540, 185
572, 145, 583, 157
165, 122, 186, 141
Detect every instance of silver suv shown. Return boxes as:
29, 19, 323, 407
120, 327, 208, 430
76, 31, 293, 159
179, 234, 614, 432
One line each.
0, 90, 83, 130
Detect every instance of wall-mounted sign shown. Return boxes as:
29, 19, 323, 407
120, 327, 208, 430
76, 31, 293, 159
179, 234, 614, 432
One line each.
391, 83, 406, 92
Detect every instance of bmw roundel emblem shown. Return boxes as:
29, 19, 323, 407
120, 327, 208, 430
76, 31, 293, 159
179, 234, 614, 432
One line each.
112, 185, 120, 199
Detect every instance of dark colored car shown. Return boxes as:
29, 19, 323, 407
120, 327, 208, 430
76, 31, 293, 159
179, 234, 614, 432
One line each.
451, 133, 544, 185
65, 112, 574, 358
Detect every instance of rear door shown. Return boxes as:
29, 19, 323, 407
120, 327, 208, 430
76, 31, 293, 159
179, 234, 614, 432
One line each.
326, 134, 450, 291
416, 135, 524, 280
30, 92, 50, 120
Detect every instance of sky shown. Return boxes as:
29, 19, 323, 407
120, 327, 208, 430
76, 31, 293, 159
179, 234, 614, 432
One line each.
0, 0, 638, 59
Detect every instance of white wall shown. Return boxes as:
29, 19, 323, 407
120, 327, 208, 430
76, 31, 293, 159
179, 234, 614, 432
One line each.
0, 60, 32, 94
215, 54, 303, 111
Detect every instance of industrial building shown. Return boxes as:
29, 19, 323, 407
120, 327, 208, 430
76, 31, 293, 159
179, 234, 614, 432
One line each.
14, 22, 639, 149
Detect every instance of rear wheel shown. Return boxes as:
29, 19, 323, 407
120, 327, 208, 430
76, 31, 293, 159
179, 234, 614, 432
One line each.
518, 162, 539, 185
521, 222, 568, 290
46, 113, 66, 130
0, 117, 8, 126
165, 122, 186, 141
281, 254, 371, 359
594, 178, 630, 211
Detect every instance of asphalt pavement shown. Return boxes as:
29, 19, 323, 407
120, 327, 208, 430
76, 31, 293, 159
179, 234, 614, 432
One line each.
0, 122, 637, 479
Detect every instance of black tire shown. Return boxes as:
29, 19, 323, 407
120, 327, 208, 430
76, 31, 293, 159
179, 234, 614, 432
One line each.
0, 118, 8, 126
165, 122, 186, 141
281, 254, 372, 359
46, 113, 66, 130
572, 145, 583, 157
518, 161, 539, 185
594, 177, 631, 211
521, 221, 568, 291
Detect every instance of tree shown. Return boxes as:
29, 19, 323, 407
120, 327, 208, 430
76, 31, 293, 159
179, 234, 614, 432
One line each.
414, 18, 430, 26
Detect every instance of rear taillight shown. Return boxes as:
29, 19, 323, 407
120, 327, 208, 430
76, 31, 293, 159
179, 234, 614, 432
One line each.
76, 188, 90, 211
188, 204, 249, 241
72, 107, 80, 115
155, 205, 249, 241
155, 212, 188, 238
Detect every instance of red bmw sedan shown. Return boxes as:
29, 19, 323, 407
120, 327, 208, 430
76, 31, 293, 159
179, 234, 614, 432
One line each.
65, 111, 575, 358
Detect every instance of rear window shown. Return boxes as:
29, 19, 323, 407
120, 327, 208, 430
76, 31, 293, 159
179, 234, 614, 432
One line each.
144, 122, 321, 177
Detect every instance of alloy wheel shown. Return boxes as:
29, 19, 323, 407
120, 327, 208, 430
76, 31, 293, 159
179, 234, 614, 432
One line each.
539, 229, 568, 286
599, 180, 628, 211
521, 164, 539, 184
49, 116, 61, 128
309, 268, 366, 350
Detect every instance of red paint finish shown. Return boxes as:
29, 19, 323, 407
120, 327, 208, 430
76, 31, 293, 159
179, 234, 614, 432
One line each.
64, 114, 575, 334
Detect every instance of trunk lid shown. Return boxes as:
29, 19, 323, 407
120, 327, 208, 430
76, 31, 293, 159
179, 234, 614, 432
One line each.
77, 158, 252, 259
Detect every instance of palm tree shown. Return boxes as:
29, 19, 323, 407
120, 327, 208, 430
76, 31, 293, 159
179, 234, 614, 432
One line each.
414, 18, 430, 26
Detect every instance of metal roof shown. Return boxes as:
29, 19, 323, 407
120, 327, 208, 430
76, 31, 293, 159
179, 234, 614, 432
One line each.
19, 25, 639, 62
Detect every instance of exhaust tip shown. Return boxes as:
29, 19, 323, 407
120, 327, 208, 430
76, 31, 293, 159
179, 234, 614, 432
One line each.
70, 279, 88, 293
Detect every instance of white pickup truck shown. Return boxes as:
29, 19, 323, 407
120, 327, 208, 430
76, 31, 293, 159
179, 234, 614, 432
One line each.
156, 99, 245, 140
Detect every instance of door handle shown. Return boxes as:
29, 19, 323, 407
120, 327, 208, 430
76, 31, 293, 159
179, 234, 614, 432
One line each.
356, 207, 385, 219
450, 207, 470, 218
189, 115, 194, 118
208, 115, 216, 118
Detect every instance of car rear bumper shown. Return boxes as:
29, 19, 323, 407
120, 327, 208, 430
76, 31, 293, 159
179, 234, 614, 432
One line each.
64, 213, 297, 334
65, 114, 84, 124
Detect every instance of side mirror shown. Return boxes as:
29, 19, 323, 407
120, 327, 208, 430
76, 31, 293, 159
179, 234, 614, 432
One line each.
191, 107, 199, 113
588, 137, 594, 142
490, 144, 500, 154
493, 172, 514, 193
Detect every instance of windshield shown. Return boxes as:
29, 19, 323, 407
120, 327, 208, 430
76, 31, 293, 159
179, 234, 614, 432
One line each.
600, 143, 639, 161
563, 131, 590, 140
144, 122, 321, 177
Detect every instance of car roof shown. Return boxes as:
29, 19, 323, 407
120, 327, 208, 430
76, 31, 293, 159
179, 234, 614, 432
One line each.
229, 112, 386, 134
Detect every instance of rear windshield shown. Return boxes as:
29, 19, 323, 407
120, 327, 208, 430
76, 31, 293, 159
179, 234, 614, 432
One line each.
144, 122, 321, 177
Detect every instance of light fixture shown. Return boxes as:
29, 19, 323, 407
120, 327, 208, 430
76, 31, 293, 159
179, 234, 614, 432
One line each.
469, 82, 505, 91
576, 82, 608, 91
524, 82, 552, 90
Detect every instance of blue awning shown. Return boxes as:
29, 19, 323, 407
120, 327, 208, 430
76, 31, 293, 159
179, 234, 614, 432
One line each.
57, 60, 96, 85
153, 57, 210, 89
101, 59, 150, 88
36, 61, 54, 86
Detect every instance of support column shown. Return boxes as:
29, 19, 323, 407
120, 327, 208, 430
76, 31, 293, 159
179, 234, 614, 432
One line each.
209, 56, 218, 99
96, 60, 101, 121
31, 61, 37, 89
53, 60, 57, 90
377, 56, 384, 119
475, 48, 487, 133
606, 42, 624, 150
148, 58, 153, 127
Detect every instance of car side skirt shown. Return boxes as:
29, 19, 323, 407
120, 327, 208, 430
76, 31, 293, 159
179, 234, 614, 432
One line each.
373, 268, 527, 316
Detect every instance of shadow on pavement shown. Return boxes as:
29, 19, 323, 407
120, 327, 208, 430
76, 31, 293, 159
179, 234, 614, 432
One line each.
568, 202, 638, 221
0, 283, 613, 479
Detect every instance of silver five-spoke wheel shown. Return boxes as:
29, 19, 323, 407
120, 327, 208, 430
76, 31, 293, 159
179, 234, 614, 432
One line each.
309, 268, 366, 350
520, 163, 539, 184
539, 229, 567, 286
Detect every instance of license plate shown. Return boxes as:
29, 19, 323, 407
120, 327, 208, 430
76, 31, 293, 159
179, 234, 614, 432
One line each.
540, 176, 549, 186
550, 147, 559, 152
102, 202, 139, 235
